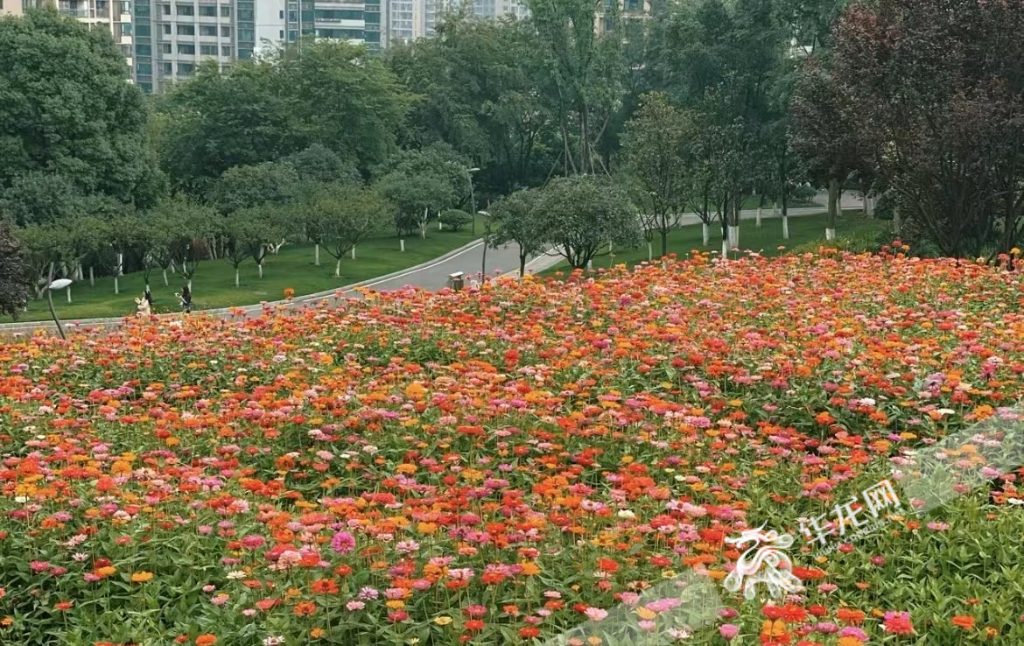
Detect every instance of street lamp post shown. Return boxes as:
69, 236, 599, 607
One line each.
45, 262, 71, 340
467, 167, 480, 235
478, 209, 490, 281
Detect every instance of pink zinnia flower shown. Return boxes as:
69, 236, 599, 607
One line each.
331, 531, 356, 555
719, 624, 740, 640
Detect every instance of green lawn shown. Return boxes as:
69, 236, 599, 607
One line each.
740, 194, 817, 210
16, 218, 485, 322
540, 210, 887, 277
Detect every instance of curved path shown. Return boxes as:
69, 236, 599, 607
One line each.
1, 193, 862, 337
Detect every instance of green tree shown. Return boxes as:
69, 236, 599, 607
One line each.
282, 144, 362, 186
307, 185, 395, 277
490, 188, 548, 279
211, 161, 300, 214
621, 92, 690, 258
156, 60, 301, 195
528, 0, 626, 175
538, 175, 642, 269
0, 10, 163, 213
0, 220, 30, 320
217, 210, 284, 287
145, 197, 216, 289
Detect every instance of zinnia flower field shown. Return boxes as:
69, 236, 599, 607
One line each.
2, 248, 1024, 646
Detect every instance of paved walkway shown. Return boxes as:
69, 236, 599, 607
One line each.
1, 192, 861, 337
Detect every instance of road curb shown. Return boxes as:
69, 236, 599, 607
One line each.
0, 238, 485, 338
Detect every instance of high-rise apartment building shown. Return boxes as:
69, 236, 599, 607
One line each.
1, 0, 27, 16
384, 0, 422, 44
131, 0, 245, 92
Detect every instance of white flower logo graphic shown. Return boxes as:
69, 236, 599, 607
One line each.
723, 525, 803, 600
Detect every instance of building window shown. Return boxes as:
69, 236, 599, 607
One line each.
160, 62, 172, 74
279, 29, 284, 38
288, 29, 297, 41
177, 4, 193, 15
161, 3, 170, 14
178, 43, 195, 54
136, 61, 152, 74
139, 81, 153, 92
161, 43, 171, 53
200, 44, 218, 55
279, 9, 283, 17
199, 24, 217, 36
179, 62, 195, 75
238, 28, 254, 41
177, 24, 195, 35
220, 26, 231, 36
238, 48, 253, 59
122, 23, 133, 34
136, 24, 150, 36
162, 24, 171, 33
237, 7, 253, 20
221, 44, 232, 56
219, 5, 229, 16
120, 1, 130, 12
198, 5, 216, 15
136, 44, 152, 55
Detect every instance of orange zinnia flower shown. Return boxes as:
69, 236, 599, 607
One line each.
951, 615, 975, 631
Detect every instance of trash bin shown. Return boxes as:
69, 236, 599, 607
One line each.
448, 272, 464, 291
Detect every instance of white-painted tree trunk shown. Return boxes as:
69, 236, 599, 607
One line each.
728, 225, 740, 249
702, 222, 710, 246
893, 209, 901, 235
114, 276, 119, 295
117, 253, 123, 276
438, 220, 443, 230
258, 264, 263, 279
335, 259, 342, 277
351, 246, 356, 260
187, 279, 192, 290
163, 269, 169, 286
782, 216, 790, 240
772, 202, 778, 217
587, 259, 593, 271
314, 244, 320, 266
422, 208, 428, 238
647, 241, 653, 261
89, 267, 95, 286
721, 238, 729, 257
400, 239, 405, 252
234, 269, 240, 287
67, 287, 72, 304
826, 228, 836, 241
756, 207, 762, 228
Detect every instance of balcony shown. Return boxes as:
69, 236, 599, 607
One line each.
121, 34, 133, 44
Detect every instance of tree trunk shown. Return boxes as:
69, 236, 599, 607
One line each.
89, 266, 95, 286
400, 239, 405, 252
258, 263, 263, 279
702, 222, 709, 246
314, 244, 320, 266
827, 177, 840, 240
728, 225, 740, 250
519, 248, 527, 280
117, 253, 123, 276
421, 208, 428, 239
893, 207, 901, 235
351, 246, 356, 260
335, 258, 342, 277
756, 207, 762, 228
163, 269, 169, 286
114, 276, 119, 295
235, 268, 240, 287
783, 216, 790, 240
187, 279, 192, 290
67, 286, 72, 304
648, 241, 653, 261
773, 201, 778, 218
